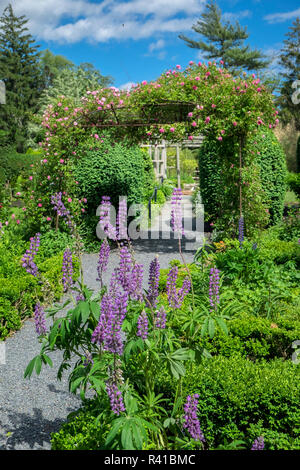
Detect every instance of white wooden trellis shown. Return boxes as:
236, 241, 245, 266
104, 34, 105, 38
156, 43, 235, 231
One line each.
141, 135, 204, 188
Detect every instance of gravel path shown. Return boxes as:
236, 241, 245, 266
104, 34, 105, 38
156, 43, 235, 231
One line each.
0, 197, 202, 450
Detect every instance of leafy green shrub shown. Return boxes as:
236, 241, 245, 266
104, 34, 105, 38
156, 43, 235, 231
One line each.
74, 141, 151, 236
198, 314, 300, 360
0, 297, 21, 338
0, 145, 40, 188
181, 356, 300, 449
75, 142, 150, 210
51, 400, 110, 450
287, 172, 300, 199
198, 129, 287, 227
38, 230, 74, 259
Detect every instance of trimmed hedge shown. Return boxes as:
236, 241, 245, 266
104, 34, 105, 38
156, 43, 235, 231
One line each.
198, 314, 300, 360
198, 129, 287, 225
74, 140, 155, 218
182, 356, 300, 449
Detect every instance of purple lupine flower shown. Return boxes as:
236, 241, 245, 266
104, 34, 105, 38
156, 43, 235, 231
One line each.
116, 198, 128, 240
99, 196, 117, 241
128, 263, 144, 301
62, 249, 73, 292
171, 188, 184, 237
166, 265, 178, 308
166, 266, 190, 309
239, 216, 244, 247
183, 394, 205, 442
83, 351, 94, 367
251, 436, 264, 450
117, 244, 133, 292
154, 306, 167, 329
34, 302, 47, 335
21, 233, 41, 277
137, 310, 148, 340
92, 290, 128, 356
106, 381, 126, 415
209, 267, 220, 312
178, 277, 191, 306
75, 293, 85, 302
147, 256, 160, 308
96, 238, 110, 286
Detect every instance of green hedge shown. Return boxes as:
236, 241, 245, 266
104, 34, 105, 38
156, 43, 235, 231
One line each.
198, 130, 287, 226
255, 131, 287, 224
74, 140, 154, 216
182, 356, 300, 449
198, 314, 300, 361
287, 172, 300, 199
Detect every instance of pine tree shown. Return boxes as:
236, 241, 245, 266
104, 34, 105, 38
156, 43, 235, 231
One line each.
178, 0, 269, 73
277, 18, 300, 131
0, 4, 41, 150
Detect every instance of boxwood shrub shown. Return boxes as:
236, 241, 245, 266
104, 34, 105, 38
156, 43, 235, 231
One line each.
181, 356, 300, 449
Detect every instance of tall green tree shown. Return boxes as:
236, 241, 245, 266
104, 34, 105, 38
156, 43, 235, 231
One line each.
39, 49, 74, 89
0, 4, 41, 150
179, 0, 269, 73
277, 17, 300, 130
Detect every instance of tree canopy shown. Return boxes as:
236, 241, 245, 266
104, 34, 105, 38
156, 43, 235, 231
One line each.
178, 0, 269, 74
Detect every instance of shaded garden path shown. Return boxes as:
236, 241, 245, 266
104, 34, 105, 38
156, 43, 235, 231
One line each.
0, 196, 201, 450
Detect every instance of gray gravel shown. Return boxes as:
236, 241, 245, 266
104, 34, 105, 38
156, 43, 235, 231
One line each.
0, 197, 201, 450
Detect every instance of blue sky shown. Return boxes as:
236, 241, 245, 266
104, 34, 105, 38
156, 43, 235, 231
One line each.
1, 0, 299, 88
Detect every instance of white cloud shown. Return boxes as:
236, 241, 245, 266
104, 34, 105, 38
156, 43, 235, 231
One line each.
223, 9, 252, 22
264, 8, 300, 24
148, 39, 165, 53
0, 0, 206, 43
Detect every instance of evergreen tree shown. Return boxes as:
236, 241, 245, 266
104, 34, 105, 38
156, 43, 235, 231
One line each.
277, 18, 300, 130
178, 0, 269, 73
0, 4, 41, 150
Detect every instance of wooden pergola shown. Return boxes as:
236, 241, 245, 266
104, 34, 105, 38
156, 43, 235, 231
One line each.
69, 99, 204, 188
141, 135, 204, 188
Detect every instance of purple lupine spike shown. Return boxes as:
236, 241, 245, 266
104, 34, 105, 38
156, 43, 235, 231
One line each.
183, 394, 205, 442
99, 196, 117, 241
147, 256, 160, 308
137, 310, 148, 340
171, 187, 184, 237
117, 198, 128, 240
96, 238, 110, 286
166, 265, 178, 309
166, 266, 190, 309
106, 381, 126, 415
62, 249, 73, 292
83, 351, 94, 367
34, 302, 47, 335
239, 216, 244, 248
21, 233, 41, 277
117, 245, 133, 292
129, 263, 144, 301
178, 277, 191, 305
209, 267, 220, 312
92, 290, 128, 356
251, 437, 264, 450
154, 306, 167, 329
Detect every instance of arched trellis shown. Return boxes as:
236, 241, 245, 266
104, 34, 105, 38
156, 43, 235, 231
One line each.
40, 62, 279, 234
